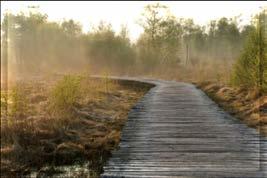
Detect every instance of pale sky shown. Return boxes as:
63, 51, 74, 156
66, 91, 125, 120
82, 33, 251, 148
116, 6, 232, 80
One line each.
1, 1, 267, 41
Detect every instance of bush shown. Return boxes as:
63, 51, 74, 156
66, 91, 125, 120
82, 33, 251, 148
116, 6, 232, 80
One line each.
1, 84, 33, 146
1, 92, 8, 118
9, 84, 29, 119
231, 13, 267, 92
50, 75, 82, 114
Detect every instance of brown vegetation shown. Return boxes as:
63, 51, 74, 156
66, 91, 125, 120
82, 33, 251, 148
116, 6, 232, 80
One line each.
197, 82, 267, 136
0, 75, 152, 177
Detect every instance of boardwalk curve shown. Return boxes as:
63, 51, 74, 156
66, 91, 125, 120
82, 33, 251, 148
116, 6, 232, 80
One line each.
101, 79, 267, 178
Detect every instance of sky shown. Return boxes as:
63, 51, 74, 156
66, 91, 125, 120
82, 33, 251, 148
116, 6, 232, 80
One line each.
1, 1, 267, 41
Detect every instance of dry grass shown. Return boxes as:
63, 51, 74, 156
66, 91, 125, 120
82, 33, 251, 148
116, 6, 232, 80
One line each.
134, 59, 233, 85
0, 74, 152, 177
197, 81, 267, 136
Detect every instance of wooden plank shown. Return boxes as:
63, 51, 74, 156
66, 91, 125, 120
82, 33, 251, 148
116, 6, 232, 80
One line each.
101, 78, 267, 178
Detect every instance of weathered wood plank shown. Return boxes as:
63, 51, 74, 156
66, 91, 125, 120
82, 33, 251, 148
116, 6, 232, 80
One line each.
101, 78, 267, 178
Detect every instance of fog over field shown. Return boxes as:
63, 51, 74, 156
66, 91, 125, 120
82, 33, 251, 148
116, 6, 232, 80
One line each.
1, 1, 266, 84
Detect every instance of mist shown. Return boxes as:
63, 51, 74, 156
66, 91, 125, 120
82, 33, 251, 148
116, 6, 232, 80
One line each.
0, 4, 263, 86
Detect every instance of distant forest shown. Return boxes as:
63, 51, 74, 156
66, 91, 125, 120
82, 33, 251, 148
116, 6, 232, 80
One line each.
1, 4, 266, 91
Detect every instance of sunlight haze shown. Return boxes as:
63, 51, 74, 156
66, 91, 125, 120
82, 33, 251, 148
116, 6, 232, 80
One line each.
1, 1, 267, 41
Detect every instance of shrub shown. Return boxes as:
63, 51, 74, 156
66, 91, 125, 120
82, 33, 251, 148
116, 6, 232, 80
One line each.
49, 75, 82, 115
231, 13, 267, 92
1, 84, 33, 146
1, 92, 8, 118
9, 84, 29, 119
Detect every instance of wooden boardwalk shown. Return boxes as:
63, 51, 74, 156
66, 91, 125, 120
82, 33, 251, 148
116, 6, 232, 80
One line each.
101, 79, 267, 178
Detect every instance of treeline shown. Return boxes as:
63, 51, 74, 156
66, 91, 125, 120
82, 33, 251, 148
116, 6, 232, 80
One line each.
1, 4, 265, 89
137, 4, 250, 65
1, 11, 136, 79
1, 12, 87, 78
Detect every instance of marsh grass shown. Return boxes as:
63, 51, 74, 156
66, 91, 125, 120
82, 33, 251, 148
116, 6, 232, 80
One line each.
0, 74, 128, 177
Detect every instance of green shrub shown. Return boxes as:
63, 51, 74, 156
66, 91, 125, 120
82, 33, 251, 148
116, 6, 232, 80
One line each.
50, 75, 82, 114
9, 84, 29, 119
231, 13, 267, 92
1, 92, 8, 117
